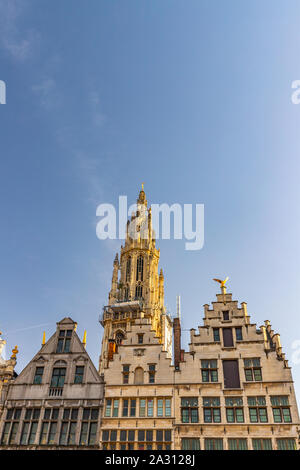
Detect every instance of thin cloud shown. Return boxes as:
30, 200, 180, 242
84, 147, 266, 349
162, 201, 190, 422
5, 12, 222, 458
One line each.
0, 0, 39, 62
32, 78, 59, 109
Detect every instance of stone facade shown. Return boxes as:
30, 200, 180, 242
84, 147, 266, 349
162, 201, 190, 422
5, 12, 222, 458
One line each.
0, 318, 104, 449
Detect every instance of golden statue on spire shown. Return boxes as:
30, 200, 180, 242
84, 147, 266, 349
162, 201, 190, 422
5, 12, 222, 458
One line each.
213, 277, 229, 295
11, 345, 19, 359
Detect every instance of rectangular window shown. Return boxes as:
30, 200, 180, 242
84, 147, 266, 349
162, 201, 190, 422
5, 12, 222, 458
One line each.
9, 422, 19, 445
105, 399, 112, 417
201, 360, 218, 382
203, 397, 221, 423
138, 334, 144, 344
130, 399, 136, 417
80, 408, 99, 446
213, 328, 220, 342
122, 399, 128, 417
74, 366, 84, 384
228, 439, 247, 450
20, 422, 30, 445
181, 438, 200, 450
223, 311, 230, 321
248, 397, 268, 423
79, 423, 88, 446
205, 438, 223, 450
48, 422, 57, 445
181, 397, 199, 423
252, 439, 272, 450
147, 399, 154, 417
149, 364, 156, 384
50, 368, 66, 388
33, 367, 44, 384
244, 358, 262, 381
277, 439, 296, 450
68, 422, 76, 445
165, 399, 171, 417
56, 330, 72, 353
1, 423, 11, 445
1, 408, 21, 445
59, 422, 68, 445
112, 399, 119, 417
157, 399, 164, 417
128, 430, 135, 441
122, 365, 130, 384
271, 396, 292, 423
139, 399, 146, 417
39, 422, 49, 445
28, 422, 38, 445
235, 328, 243, 341
225, 397, 244, 423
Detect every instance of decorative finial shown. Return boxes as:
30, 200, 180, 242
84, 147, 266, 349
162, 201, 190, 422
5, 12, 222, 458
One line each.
42, 331, 46, 345
11, 345, 19, 359
83, 330, 87, 348
142, 182, 144, 191
213, 277, 229, 294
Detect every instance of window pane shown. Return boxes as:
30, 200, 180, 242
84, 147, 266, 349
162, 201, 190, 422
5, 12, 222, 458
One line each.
226, 408, 234, 423
236, 408, 244, 423
282, 408, 291, 423
68, 422, 76, 445
40, 422, 49, 445
48, 423, 57, 445
139, 399, 146, 417
254, 369, 262, 381
165, 399, 171, 417
122, 400, 128, 417
130, 399, 136, 417
157, 399, 163, 417
273, 408, 282, 423
88, 423, 97, 445
147, 399, 153, 417
112, 400, 119, 417
249, 408, 258, 422
20, 422, 30, 445
259, 408, 268, 423
59, 422, 68, 445
91, 409, 98, 420
9, 423, 19, 444
213, 408, 221, 423
28, 422, 38, 445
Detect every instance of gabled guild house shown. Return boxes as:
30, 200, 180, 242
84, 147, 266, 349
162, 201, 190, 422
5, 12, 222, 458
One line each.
0, 318, 104, 449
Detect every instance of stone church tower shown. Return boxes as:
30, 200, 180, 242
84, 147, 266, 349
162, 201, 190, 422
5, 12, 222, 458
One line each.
99, 187, 172, 374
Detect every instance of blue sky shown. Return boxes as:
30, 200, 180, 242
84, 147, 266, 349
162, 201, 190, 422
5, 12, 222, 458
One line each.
1, 0, 300, 400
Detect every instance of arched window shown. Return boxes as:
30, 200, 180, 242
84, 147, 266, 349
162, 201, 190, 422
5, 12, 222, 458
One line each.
134, 367, 144, 385
126, 257, 131, 282
136, 256, 144, 281
115, 331, 125, 346
135, 284, 143, 299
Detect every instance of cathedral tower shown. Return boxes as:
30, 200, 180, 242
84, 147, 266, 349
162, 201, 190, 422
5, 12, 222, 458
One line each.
99, 186, 172, 373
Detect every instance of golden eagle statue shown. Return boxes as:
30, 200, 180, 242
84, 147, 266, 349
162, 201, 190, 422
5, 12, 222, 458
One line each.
213, 277, 229, 287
